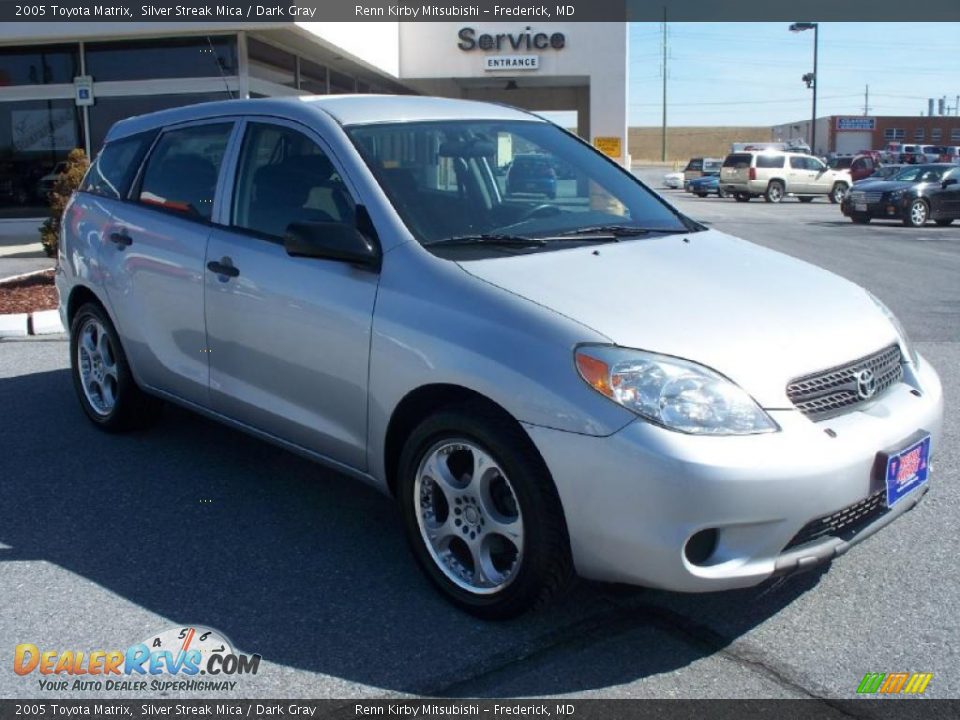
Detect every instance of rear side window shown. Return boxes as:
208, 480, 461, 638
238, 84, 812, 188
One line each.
684, 158, 703, 171
138, 123, 233, 221
723, 154, 751, 168
757, 155, 785, 169
80, 130, 157, 200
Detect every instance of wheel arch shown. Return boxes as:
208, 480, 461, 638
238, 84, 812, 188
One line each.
66, 284, 111, 328
383, 383, 545, 499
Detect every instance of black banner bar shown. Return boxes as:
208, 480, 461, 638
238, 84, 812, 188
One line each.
2, 700, 960, 720
1, 0, 960, 22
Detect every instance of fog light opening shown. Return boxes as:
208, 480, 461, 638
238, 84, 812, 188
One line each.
684, 528, 719, 566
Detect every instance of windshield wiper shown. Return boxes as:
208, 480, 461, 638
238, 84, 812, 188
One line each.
551, 224, 658, 237
428, 233, 547, 248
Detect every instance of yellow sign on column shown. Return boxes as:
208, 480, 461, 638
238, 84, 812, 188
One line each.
593, 136, 622, 159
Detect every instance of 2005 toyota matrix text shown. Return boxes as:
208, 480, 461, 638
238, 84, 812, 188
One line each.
57, 95, 943, 619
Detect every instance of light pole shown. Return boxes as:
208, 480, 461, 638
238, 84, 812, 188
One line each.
790, 22, 819, 154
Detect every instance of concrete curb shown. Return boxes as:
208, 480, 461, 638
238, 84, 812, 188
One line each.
0, 310, 65, 337
0, 267, 65, 337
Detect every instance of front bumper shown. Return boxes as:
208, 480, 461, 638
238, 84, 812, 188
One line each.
841, 198, 906, 219
526, 355, 943, 592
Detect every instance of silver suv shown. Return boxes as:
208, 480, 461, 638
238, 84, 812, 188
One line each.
58, 97, 942, 618
720, 150, 851, 203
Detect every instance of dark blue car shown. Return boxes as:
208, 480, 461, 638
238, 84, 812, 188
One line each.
685, 173, 729, 198
506, 154, 557, 199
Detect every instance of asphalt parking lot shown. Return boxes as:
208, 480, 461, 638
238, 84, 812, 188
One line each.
1, 170, 958, 702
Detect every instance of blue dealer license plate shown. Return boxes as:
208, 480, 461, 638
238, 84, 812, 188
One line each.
884, 434, 931, 507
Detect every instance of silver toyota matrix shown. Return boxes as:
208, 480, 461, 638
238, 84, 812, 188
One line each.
57, 96, 943, 618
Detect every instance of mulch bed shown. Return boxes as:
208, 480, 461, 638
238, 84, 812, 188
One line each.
0, 270, 58, 314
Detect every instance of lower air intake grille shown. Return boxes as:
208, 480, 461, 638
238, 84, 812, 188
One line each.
784, 491, 887, 551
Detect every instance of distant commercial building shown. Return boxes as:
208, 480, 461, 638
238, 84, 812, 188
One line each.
773, 115, 960, 156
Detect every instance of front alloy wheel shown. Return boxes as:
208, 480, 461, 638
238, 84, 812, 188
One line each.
903, 199, 929, 227
830, 183, 848, 204
398, 403, 572, 619
415, 440, 524, 595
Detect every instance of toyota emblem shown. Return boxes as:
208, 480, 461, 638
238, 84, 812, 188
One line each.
856, 369, 877, 400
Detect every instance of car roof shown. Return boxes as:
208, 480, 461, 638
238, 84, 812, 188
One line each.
105, 95, 542, 143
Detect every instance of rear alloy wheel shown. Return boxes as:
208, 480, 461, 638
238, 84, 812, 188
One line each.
70, 303, 162, 431
903, 199, 929, 227
830, 183, 848, 204
851, 214, 871, 224
398, 403, 572, 619
735, 192, 751, 202
764, 181, 784, 203
934, 218, 954, 226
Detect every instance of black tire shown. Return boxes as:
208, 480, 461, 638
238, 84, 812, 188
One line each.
851, 214, 872, 224
70, 302, 162, 432
903, 199, 929, 227
397, 401, 573, 620
734, 192, 751, 202
717, 187, 730, 198
798, 196, 815, 203
829, 183, 848, 204
934, 218, 954, 226
764, 181, 784, 203
695, 192, 708, 198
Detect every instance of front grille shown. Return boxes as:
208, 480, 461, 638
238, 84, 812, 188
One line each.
849, 190, 883, 204
784, 491, 887, 550
786, 345, 903, 420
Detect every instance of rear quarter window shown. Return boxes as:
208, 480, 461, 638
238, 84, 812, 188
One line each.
80, 130, 157, 200
756, 155, 785, 169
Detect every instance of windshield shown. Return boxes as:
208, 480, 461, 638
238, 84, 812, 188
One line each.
892, 165, 946, 182
346, 120, 692, 248
828, 157, 852, 169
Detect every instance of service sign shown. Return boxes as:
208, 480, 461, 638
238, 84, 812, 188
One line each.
837, 117, 876, 131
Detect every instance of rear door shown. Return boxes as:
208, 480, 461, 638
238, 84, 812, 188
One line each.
203, 119, 378, 469
98, 119, 237, 406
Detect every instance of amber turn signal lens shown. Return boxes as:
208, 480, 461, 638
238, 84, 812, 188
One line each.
575, 351, 613, 398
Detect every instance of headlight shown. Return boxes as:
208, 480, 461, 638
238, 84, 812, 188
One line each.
887, 189, 905, 202
868, 293, 919, 365
575, 346, 778, 435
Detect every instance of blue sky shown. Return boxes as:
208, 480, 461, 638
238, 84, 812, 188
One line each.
628, 22, 960, 126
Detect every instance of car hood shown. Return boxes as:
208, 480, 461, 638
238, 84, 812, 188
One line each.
853, 180, 917, 193
457, 229, 900, 408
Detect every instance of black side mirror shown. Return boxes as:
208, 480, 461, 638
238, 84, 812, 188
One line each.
284, 221, 381, 271
942, 178, 958, 189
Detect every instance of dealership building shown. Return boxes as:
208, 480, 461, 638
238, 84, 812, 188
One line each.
772, 114, 960, 156
0, 21, 628, 219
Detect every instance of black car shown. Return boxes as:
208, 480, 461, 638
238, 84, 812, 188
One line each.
841, 164, 960, 227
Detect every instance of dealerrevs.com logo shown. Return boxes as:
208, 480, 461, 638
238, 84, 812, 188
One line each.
14, 626, 261, 693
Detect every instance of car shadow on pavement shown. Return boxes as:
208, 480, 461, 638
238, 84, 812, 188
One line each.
1, 368, 826, 696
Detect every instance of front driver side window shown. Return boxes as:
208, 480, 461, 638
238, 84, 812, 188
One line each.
232, 122, 355, 239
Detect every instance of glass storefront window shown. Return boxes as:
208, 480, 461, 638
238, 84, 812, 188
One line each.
0, 45, 80, 86
299, 58, 327, 95
0, 99, 82, 218
248, 38, 296, 88
329, 70, 356, 95
88, 93, 233, 153
85, 36, 237, 82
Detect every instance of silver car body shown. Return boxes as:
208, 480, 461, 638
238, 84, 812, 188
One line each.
57, 96, 944, 592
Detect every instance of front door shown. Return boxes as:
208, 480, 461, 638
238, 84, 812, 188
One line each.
203, 120, 379, 469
